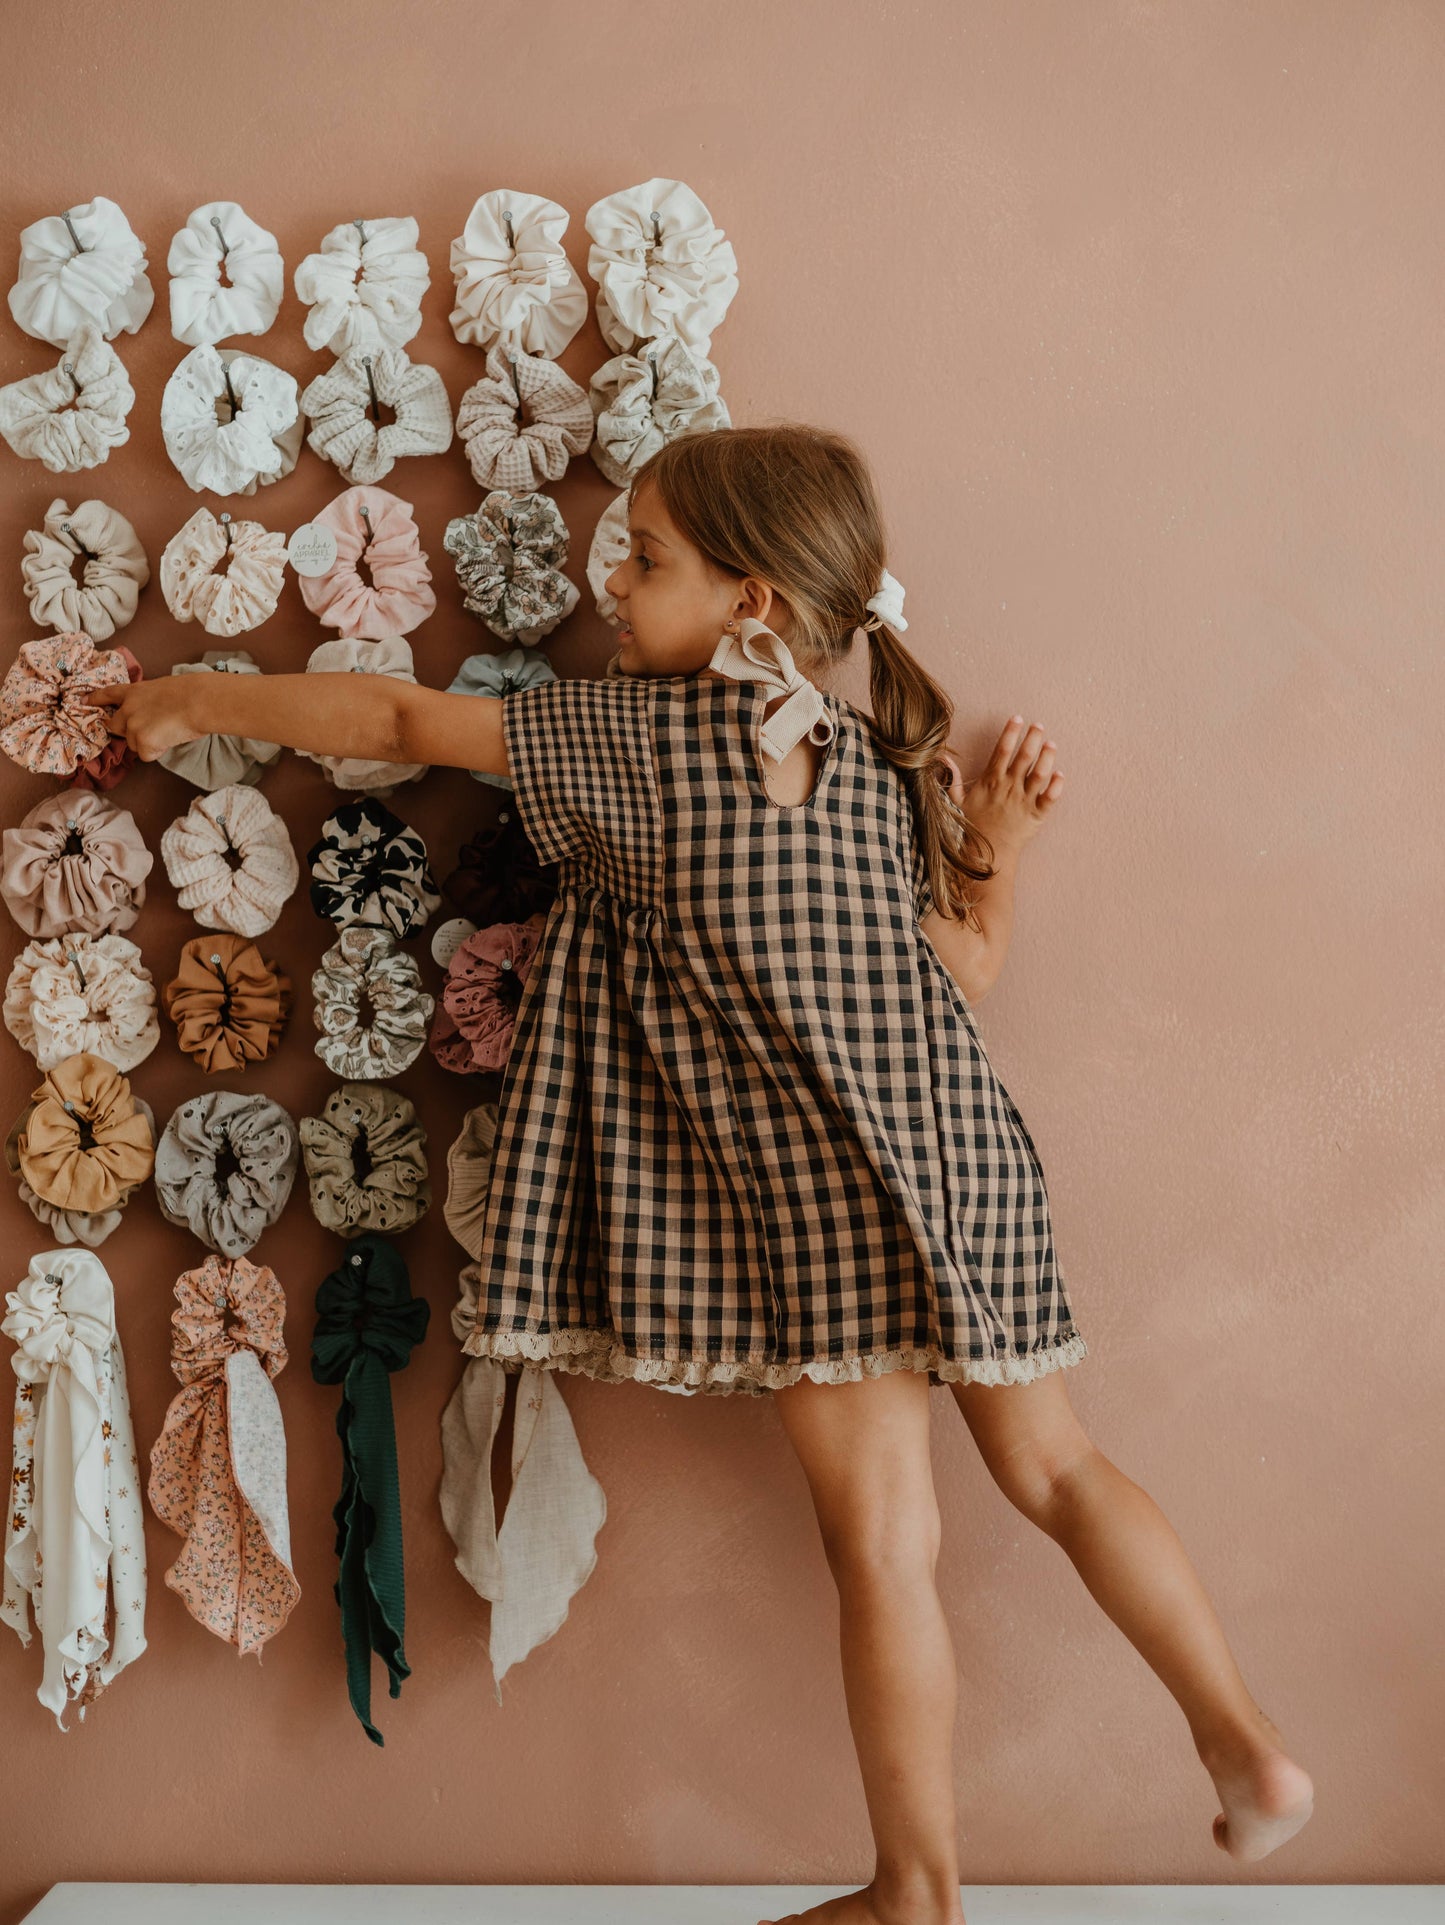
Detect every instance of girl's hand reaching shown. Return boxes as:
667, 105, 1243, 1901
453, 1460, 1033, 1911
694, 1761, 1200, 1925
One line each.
947, 715, 1063, 851
80, 677, 207, 761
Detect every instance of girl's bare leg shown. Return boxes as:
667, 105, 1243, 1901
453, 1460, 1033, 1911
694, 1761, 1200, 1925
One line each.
758, 1369, 967, 1925
949, 1368, 1314, 1861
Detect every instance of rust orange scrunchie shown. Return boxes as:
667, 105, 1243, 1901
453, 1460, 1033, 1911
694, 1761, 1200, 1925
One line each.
162, 933, 291, 1074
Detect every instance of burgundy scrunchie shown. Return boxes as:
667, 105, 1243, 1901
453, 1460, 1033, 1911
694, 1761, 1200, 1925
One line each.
440, 807, 558, 928
428, 913, 547, 1075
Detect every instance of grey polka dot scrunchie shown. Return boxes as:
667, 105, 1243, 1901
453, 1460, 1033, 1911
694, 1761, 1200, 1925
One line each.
443, 489, 580, 644
154, 1088, 299, 1258
299, 1081, 430, 1237
311, 926, 435, 1079
307, 797, 440, 942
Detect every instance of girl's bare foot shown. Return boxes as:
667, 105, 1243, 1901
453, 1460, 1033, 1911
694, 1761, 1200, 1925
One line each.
758, 1880, 964, 1925
1200, 1708, 1315, 1861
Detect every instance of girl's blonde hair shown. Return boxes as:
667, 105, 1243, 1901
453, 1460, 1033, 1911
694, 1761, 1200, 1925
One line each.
628, 421, 995, 927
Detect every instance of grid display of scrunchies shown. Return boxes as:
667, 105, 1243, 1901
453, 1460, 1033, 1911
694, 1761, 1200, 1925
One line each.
300, 344, 452, 484
442, 1102, 500, 1259
589, 335, 730, 488
294, 216, 429, 356
0, 323, 136, 472
440, 807, 559, 927
584, 177, 739, 362
311, 926, 434, 1079
295, 485, 435, 640
443, 489, 579, 643
0, 632, 135, 779
6, 1051, 156, 1247
297, 636, 428, 793
448, 191, 589, 356
445, 646, 556, 789
307, 797, 440, 941
0, 790, 152, 939
154, 652, 283, 792
161, 784, 299, 938
154, 1089, 299, 1258
429, 914, 548, 1075
3, 933, 158, 1073
21, 497, 149, 640
161, 343, 303, 495
162, 932, 291, 1074
7, 196, 154, 346
456, 338, 593, 494
299, 1082, 430, 1237
160, 506, 288, 636
167, 201, 283, 347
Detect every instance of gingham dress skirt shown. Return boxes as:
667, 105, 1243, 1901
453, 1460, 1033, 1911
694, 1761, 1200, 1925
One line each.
460, 671, 1088, 1397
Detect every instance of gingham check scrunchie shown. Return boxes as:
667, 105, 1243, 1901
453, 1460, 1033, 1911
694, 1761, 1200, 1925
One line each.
21, 497, 149, 641
160, 507, 288, 636
7, 196, 154, 347
0, 633, 134, 779
584, 176, 739, 361
444, 489, 579, 643
167, 201, 283, 347
3, 933, 159, 1073
589, 336, 730, 488
448, 190, 589, 357
161, 344, 302, 496
311, 926, 434, 1079
307, 797, 440, 942
298, 636, 428, 794
429, 914, 548, 1076
162, 932, 291, 1075
0, 791, 152, 940
300, 344, 452, 485
154, 652, 283, 792
300, 1082, 431, 1237
161, 785, 299, 939
8, 1051, 155, 1240
154, 1089, 299, 1258
295, 485, 435, 640
294, 216, 429, 356
456, 339, 593, 493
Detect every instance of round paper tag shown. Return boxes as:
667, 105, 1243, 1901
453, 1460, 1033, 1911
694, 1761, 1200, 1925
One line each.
431, 917, 479, 970
288, 522, 338, 577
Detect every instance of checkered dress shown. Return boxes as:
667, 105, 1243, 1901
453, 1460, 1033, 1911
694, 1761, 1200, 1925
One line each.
460, 671, 1088, 1397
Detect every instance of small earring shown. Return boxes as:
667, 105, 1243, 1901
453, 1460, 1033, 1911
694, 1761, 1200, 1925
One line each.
724, 618, 736, 629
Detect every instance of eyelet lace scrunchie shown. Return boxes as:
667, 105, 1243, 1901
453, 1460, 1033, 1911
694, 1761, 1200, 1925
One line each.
311, 1231, 430, 1745
429, 914, 548, 1076
0, 633, 134, 779
4, 934, 158, 1073
7, 1052, 155, 1247
298, 636, 427, 793
154, 1090, 299, 1258
308, 798, 440, 941
160, 507, 288, 636
0, 791, 152, 939
445, 645, 556, 788
294, 216, 429, 356
444, 489, 579, 643
585, 177, 739, 361
155, 652, 282, 791
589, 336, 730, 487
456, 339, 593, 493
147, 1253, 300, 1655
448, 190, 589, 356
301, 345, 452, 484
161, 785, 299, 938
168, 201, 283, 346
0, 324, 136, 473
22, 498, 149, 641
161, 344, 302, 496
295, 486, 435, 640
441, 806, 559, 927
162, 932, 291, 1075
7, 196, 153, 346
2, 1249, 147, 1730
311, 926, 434, 1079
300, 1083, 430, 1237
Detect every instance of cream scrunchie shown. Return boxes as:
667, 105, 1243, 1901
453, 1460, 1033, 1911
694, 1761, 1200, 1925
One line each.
584, 177, 739, 361
297, 636, 428, 793
301, 345, 453, 484
7, 196, 154, 347
444, 489, 580, 644
294, 485, 435, 640
448, 190, 589, 356
294, 216, 429, 356
154, 1090, 299, 1259
161, 344, 302, 496
160, 506, 288, 636
0, 322, 135, 472
442, 1102, 500, 1258
21, 498, 149, 641
4, 933, 158, 1073
160, 785, 298, 938
589, 337, 730, 488
155, 651, 283, 792
0, 791, 152, 940
311, 925, 435, 1079
456, 339, 593, 493
586, 490, 631, 625
168, 201, 283, 346
299, 1082, 430, 1237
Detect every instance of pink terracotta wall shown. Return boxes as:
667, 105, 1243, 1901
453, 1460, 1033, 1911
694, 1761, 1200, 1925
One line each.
1, 2, 1441, 1914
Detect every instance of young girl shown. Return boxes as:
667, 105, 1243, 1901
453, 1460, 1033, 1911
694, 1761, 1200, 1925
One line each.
86, 424, 1313, 1925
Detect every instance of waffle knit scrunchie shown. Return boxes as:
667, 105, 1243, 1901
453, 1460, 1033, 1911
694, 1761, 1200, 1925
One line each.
2, 1249, 147, 1729
445, 645, 556, 789
0, 324, 136, 473
308, 798, 440, 941
154, 1090, 299, 1258
0, 791, 152, 940
298, 636, 427, 793
441, 806, 559, 928
584, 177, 739, 361
294, 216, 429, 356
456, 339, 593, 494
160, 507, 288, 637
168, 201, 283, 347
161, 785, 299, 938
444, 490, 579, 644
147, 1254, 300, 1655
589, 336, 730, 487
300, 345, 453, 485
7, 197, 154, 347
9, 1053, 155, 1239
442, 1103, 500, 1259
295, 486, 435, 640
312, 927, 434, 1079
161, 344, 303, 496
4, 934, 158, 1073
155, 652, 282, 791
311, 1231, 430, 1745
162, 933, 291, 1075
300, 1083, 430, 1237
429, 915, 548, 1076
448, 190, 589, 357
0, 633, 133, 779
21, 498, 149, 641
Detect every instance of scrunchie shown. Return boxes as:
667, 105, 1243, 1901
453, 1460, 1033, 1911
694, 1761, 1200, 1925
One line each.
2, 1250, 147, 1730
0, 791, 152, 939
162, 932, 291, 1075
298, 636, 427, 793
444, 490, 579, 644
294, 216, 429, 356
154, 1090, 299, 1258
441, 807, 559, 927
7, 196, 154, 346
589, 337, 730, 487
161, 344, 302, 496
442, 1103, 500, 1258
429, 915, 548, 1076
456, 339, 593, 493
21, 497, 149, 640
147, 1254, 300, 1655
0, 633, 133, 779
295, 486, 435, 640
0, 324, 136, 473
5, 1097, 155, 1251
448, 190, 588, 356
167, 201, 283, 346
586, 489, 631, 624
4, 934, 158, 1073
161, 785, 298, 938
308, 798, 440, 941
155, 652, 282, 791
584, 177, 739, 361
68, 644, 142, 795
310, 1232, 430, 1745
300, 345, 453, 484
8, 1052, 155, 1238
160, 507, 288, 636
311, 927, 434, 1079
445, 645, 556, 788
300, 1083, 430, 1237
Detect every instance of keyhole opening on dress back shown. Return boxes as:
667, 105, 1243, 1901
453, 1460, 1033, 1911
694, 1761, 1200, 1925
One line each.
748, 684, 834, 811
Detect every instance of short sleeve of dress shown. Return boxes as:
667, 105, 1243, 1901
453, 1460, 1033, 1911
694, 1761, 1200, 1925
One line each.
501, 674, 659, 880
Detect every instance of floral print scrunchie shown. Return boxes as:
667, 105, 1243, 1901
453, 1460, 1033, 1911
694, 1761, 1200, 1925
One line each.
311, 926, 434, 1079
3, 933, 158, 1073
0, 633, 134, 779
443, 489, 579, 644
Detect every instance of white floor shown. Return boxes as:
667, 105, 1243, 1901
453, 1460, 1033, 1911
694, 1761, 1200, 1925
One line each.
19, 1889, 1445, 1924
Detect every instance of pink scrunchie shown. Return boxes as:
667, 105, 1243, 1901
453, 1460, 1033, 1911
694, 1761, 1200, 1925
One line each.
295, 485, 435, 640
67, 643, 141, 792
0, 633, 133, 778
0, 790, 153, 938
428, 914, 547, 1074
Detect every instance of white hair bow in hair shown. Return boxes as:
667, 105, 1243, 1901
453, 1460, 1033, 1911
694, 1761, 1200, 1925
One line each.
864, 568, 908, 633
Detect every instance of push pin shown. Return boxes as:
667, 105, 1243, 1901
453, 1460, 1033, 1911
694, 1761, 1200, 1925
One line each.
210, 213, 231, 260
61, 362, 83, 397
220, 511, 233, 551
359, 501, 373, 545
361, 354, 381, 424
221, 362, 239, 417
353, 217, 368, 246
61, 209, 88, 254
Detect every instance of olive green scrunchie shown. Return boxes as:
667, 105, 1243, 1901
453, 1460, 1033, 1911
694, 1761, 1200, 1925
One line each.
311, 1232, 430, 1746
299, 1081, 430, 1236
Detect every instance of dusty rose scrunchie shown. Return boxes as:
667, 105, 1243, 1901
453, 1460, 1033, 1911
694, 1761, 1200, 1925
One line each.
21, 497, 149, 640
3, 933, 158, 1072
160, 507, 288, 637
456, 339, 593, 493
311, 926, 433, 1079
162, 932, 291, 1075
154, 1089, 299, 1258
0, 322, 136, 472
8, 1052, 155, 1234
0, 790, 152, 940
0, 633, 134, 779
161, 785, 299, 938
299, 1082, 430, 1237
295, 486, 435, 640
429, 914, 547, 1075
442, 1102, 501, 1260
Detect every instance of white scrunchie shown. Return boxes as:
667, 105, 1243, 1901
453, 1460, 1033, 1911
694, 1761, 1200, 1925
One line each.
167, 201, 284, 347
3, 932, 159, 1072
301, 345, 453, 484
864, 567, 908, 632
7, 197, 154, 347
448, 190, 589, 356
589, 336, 730, 488
584, 177, 739, 361
586, 490, 632, 624
297, 636, 428, 793
160, 506, 288, 636
21, 497, 149, 640
160, 785, 299, 938
456, 339, 593, 494
155, 651, 283, 792
161, 344, 302, 496
294, 216, 429, 356
0, 323, 135, 472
